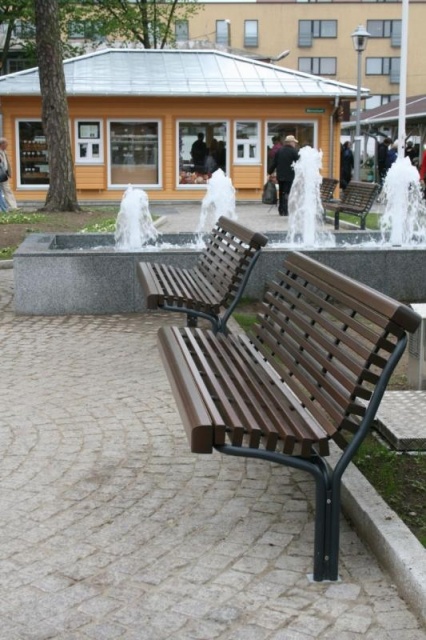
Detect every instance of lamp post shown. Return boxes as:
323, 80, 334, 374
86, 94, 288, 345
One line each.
351, 25, 370, 181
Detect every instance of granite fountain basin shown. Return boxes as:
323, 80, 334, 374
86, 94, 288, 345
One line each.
13, 230, 426, 315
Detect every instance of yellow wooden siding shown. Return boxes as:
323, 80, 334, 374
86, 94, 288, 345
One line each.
0, 95, 342, 203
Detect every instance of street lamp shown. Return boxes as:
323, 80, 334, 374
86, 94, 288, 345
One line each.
351, 25, 370, 181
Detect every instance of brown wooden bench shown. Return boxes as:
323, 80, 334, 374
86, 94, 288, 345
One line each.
137, 216, 268, 333
325, 180, 380, 230
320, 177, 338, 208
157, 252, 420, 581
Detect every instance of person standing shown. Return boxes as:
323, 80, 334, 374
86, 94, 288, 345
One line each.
340, 141, 354, 189
377, 137, 392, 185
190, 133, 208, 174
0, 137, 17, 209
268, 134, 299, 216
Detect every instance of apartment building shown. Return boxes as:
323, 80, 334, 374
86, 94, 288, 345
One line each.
177, 1, 425, 111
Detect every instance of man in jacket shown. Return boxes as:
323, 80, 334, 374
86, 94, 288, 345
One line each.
268, 134, 299, 216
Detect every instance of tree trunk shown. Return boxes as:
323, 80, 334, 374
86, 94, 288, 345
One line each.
34, 0, 81, 211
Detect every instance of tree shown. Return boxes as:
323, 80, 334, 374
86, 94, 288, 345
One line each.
34, 0, 81, 211
75, 0, 200, 50
0, 1, 34, 74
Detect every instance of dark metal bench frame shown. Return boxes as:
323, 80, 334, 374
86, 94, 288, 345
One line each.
325, 180, 380, 230
137, 216, 268, 334
320, 177, 338, 208
157, 252, 420, 581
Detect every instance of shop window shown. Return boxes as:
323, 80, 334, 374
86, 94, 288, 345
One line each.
75, 121, 103, 164
17, 120, 49, 188
109, 121, 160, 187
266, 122, 315, 176
234, 121, 260, 164
178, 121, 227, 186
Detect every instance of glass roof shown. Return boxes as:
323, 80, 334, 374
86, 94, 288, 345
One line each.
0, 49, 361, 98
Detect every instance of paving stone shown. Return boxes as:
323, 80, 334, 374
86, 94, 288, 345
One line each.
0, 249, 424, 639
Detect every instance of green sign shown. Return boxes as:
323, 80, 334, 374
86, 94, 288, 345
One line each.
305, 108, 325, 113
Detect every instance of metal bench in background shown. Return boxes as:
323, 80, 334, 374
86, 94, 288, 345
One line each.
137, 216, 268, 334
158, 252, 420, 581
325, 180, 381, 230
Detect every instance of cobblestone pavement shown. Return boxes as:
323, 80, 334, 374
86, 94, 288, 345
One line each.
0, 266, 425, 639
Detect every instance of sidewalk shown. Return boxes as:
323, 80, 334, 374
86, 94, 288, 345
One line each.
0, 206, 424, 638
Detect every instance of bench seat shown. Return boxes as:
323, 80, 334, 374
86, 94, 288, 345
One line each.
158, 252, 420, 581
138, 216, 268, 333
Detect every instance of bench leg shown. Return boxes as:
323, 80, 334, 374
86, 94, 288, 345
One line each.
360, 217, 366, 231
334, 211, 340, 231
215, 444, 340, 581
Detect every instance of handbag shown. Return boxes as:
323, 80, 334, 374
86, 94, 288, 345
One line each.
262, 180, 277, 205
0, 165, 8, 183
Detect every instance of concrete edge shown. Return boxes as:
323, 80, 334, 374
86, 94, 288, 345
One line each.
328, 444, 426, 627
0, 260, 13, 269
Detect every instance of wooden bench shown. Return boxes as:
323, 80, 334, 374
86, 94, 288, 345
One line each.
137, 216, 268, 333
158, 252, 420, 581
325, 180, 380, 230
320, 177, 338, 208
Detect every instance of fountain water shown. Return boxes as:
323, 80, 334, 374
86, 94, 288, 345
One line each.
380, 156, 426, 246
114, 185, 158, 250
197, 169, 237, 233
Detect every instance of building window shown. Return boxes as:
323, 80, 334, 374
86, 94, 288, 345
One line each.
367, 20, 401, 46
216, 20, 230, 46
109, 121, 160, 187
298, 57, 336, 75
366, 57, 400, 83
12, 21, 36, 38
234, 121, 260, 163
17, 120, 49, 188
178, 121, 227, 186
365, 94, 398, 110
175, 20, 189, 42
75, 121, 103, 164
298, 20, 337, 47
244, 20, 258, 48
67, 20, 100, 39
6, 58, 32, 74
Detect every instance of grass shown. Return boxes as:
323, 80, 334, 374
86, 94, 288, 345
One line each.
326, 210, 382, 230
233, 305, 426, 547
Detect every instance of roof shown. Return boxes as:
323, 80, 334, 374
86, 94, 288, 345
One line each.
342, 95, 426, 131
0, 48, 361, 99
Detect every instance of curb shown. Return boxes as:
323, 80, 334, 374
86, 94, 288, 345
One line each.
0, 260, 13, 269
328, 444, 426, 627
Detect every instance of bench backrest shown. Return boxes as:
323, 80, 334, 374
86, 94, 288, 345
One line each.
249, 252, 420, 452
340, 180, 380, 210
320, 177, 338, 202
197, 216, 268, 307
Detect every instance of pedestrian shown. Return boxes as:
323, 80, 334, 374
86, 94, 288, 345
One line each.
267, 135, 282, 173
386, 142, 398, 171
405, 140, 417, 165
340, 141, 354, 189
268, 134, 299, 216
0, 137, 17, 209
190, 133, 208, 174
377, 137, 392, 185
